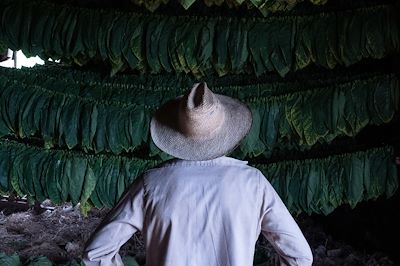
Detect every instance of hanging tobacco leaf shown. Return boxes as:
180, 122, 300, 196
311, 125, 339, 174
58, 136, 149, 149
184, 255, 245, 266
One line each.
0, 0, 398, 76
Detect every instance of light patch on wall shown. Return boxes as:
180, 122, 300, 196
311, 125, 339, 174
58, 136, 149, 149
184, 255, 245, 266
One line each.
0, 50, 45, 68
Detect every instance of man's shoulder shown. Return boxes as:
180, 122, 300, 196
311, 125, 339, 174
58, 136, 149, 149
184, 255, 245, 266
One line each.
142, 157, 262, 181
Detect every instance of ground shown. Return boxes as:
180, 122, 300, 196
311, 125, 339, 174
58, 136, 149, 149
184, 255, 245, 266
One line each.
0, 200, 395, 265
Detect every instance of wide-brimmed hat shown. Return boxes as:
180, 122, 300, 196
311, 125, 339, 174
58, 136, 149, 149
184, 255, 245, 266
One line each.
150, 82, 252, 160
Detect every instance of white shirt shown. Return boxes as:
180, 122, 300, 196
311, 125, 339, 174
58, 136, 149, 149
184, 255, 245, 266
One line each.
83, 156, 313, 266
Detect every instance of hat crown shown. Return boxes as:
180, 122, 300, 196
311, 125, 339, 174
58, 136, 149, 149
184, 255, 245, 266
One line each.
186, 83, 216, 111
179, 83, 225, 139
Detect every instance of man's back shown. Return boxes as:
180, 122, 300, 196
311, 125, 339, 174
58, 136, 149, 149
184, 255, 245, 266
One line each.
83, 156, 313, 266
143, 156, 261, 266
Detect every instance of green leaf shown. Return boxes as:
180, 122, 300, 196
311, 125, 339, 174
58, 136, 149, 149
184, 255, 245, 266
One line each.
0, 149, 11, 192
89, 158, 103, 208
69, 156, 87, 205
22, 149, 37, 197
0, 252, 21, 266
158, 17, 174, 72
196, 20, 215, 74
385, 150, 399, 198
80, 199, 94, 217
109, 15, 126, 60
260, 100, 280, 150
373, 80, 395, 123
94, 106, 107, 153
270, 22, 293, 76
96, 157, 114, 207
130, 17, 145, 70
345, 155, 364, 208
239, 104, 266, 157
80, 161, 97, 207
116, 161, 127, 202
20, 89, 38, 138
109, 158, 121, 206
44, 152, 63, 204
294, 17, 313, 70
182, 22, 202, 76
11, 150, 27, 196
351, 80, 369, 131
287, 93, 305, 143
122, 256, 140, 266
96, 12, 112, 60
80, 103, 93, 150
31, 150, 46, 202
146, 18, 166, 73
228, 19, 249, 73
179, 0, 196, 9
106, 107, 125, 154
365, 8, 386, 59
8, 84, 25, 134
214, 18, 231, 76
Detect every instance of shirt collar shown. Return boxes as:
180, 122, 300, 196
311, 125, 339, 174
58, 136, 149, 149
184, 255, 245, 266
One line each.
160, 156, 248, 167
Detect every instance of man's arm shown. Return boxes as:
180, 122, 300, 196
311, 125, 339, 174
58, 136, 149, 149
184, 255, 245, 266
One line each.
258, 171, 313, 266
83, 177, 144, 266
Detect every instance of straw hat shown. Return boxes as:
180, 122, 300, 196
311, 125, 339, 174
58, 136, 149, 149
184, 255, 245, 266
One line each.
150, 82, 252, 160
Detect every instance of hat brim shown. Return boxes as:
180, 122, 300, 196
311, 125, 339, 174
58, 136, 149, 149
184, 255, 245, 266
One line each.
150, 94, 252, 161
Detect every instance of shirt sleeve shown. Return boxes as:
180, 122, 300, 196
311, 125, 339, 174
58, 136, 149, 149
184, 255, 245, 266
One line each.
82, 177, 145, 266
258, 171, 313, 266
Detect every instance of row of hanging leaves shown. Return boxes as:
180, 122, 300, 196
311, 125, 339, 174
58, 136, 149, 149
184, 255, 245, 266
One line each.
0, 67, 398, 158
46, 0, 328, 15
0, 139, 159, 211
0, 0, 399, 77
257, 146, 399, 215
0, 139, 397, 215
5, 64, 397, 97
4, 63, 398, 97
130, 0, 327, 15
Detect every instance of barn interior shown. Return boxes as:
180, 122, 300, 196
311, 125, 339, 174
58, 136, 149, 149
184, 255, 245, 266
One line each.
0, 0, 399, 265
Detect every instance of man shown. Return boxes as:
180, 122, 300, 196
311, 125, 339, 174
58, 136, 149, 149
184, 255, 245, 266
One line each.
83, 83, 313, 266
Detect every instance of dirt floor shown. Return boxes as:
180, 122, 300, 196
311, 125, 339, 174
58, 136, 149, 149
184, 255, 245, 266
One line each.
0, 200, 396, 266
